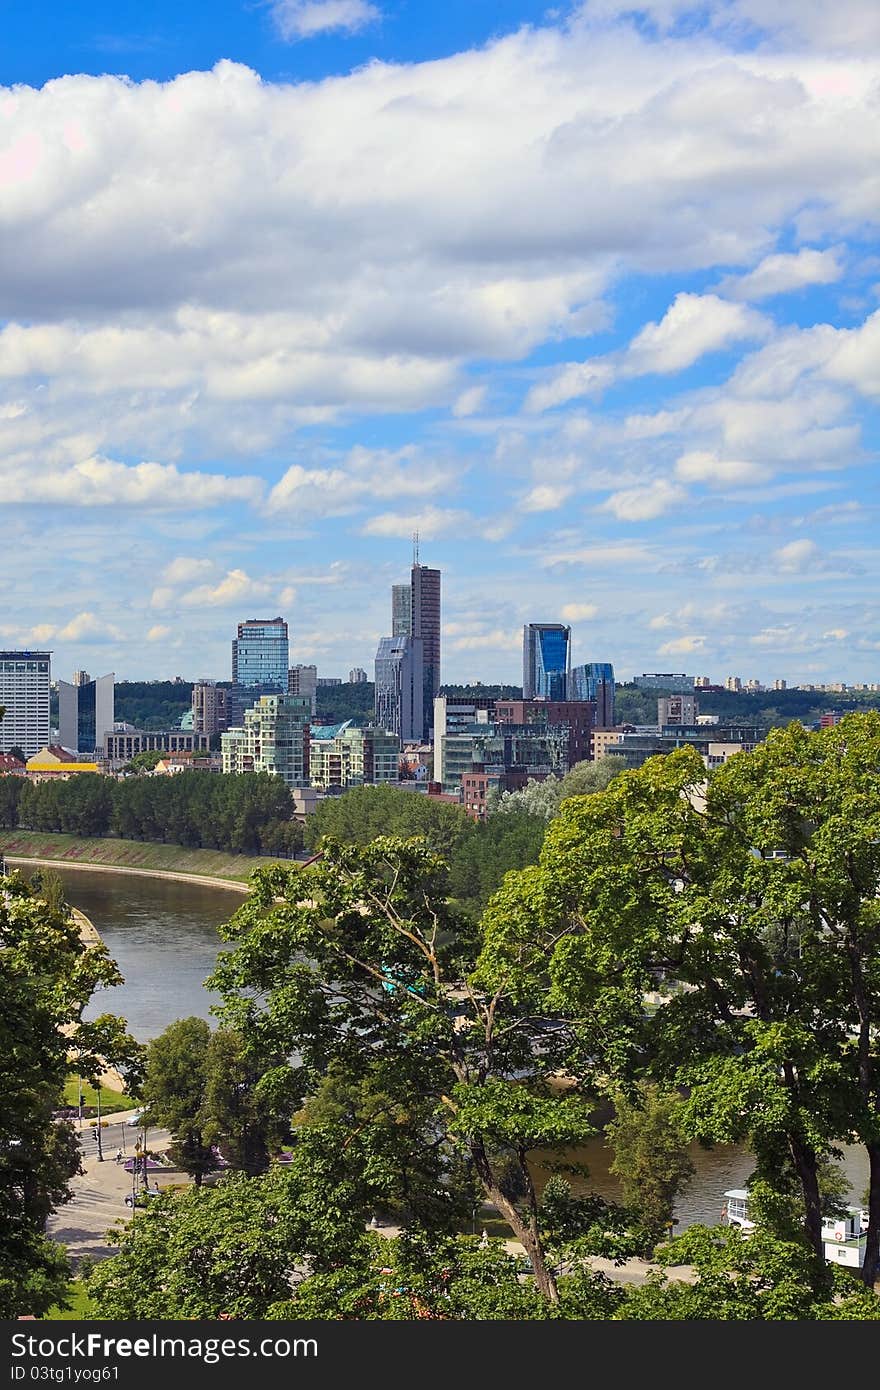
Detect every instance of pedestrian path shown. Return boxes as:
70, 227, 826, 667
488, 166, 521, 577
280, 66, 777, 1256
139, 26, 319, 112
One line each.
47, 1114, 175, 1268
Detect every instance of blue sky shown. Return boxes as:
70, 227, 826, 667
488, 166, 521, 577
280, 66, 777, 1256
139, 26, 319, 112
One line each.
0, 1, 878, 686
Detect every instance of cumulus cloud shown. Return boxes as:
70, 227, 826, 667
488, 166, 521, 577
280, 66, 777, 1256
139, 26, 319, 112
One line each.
270, 0, 381, 41
33, 611, 125, 643
520, 483, 574, 512
657, 634, 707, 654
0, 453, 263, 510
674, 451, 767, 486
265, 446, 454, 518
560, 602, 599, 621
601, 478, 686, 521
624, 295, 771, 376
179, 569, 273, 609
146, 625, 171, 642
717, 247, 844, 301
452, 385, 488, 418
362, 507, 490, 541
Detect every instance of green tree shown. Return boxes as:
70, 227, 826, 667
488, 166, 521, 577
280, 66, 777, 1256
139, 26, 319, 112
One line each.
130, 750, 165, 773
207, 838, 633, 1305
304, 784, 471, 857
198, 1029, 291, 1176
605, 1084, 694, 1254
86, 1153, 370, 1319
499, 713, 880, 1285
0, 873, 142, 1317
447, 809, 546, 918
140, 1018, 216, 1185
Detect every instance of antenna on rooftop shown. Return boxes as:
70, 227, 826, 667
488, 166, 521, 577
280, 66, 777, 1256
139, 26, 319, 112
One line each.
412, 530, 420, 566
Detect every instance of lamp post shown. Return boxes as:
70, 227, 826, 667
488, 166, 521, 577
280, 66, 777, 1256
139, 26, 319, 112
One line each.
77, 1077, 84, 1133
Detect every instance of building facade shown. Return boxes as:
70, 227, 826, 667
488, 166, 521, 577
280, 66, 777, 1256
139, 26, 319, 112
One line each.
308, 722, 400, 792
523, 624, 571, 701
232, 617, 289, 688
220, 693, 310, 787
392, 584, 412, 637
104, 728, 211, 762
288, 664, 318, 715
192, 680, 229, 735
657, 694, 698, 726
374, 634, 423, 743
633, 673, 696, 693
0, 651, 51, 757
58, 672, 115, 755
568, 662, 615, 725
348, 667, 368, 684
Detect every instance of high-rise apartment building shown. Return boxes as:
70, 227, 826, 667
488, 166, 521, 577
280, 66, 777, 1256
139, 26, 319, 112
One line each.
58, 672, 114, 754
288, 664, 318, 715
725, 675, 742, 692
568, 662, 615, 725
72, 670, 91, 688
232, 617, 289, 688
374, 634, 423, 743
192, 680, 229, 735
0, 651, 51, 757
221, 693, 310, 787
773, 679, 787, 691
348, 667, 368, 684
523, 624, 571, 701
308, 723, 400, 792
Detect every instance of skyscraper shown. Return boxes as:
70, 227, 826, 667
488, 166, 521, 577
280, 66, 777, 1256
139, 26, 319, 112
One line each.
192, 680, 229, 736
221, 693, 310, 787
58, 672, 115, 754
232, 617, 289, 688
0, 651, 51, 757
374, 634, 424, 743
411, 563, 441, 740
568, 662, 615, 726
523, 624, 571, 701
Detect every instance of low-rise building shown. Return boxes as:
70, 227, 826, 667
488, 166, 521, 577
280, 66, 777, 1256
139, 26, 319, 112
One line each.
104, 729, 211, 763
26, 746, 100, 778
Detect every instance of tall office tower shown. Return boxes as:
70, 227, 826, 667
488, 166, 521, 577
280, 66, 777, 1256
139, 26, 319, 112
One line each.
72, 670, 91, 687
374, 634, 424, 743
232, 617, 289, 688
221, 693, 311, 788
349, 667, 368, 684
0, 651, 51, 756
191, 679, 229, 735
523, 624, 571, 701
568, 662, 615, 726
392, 584, 412, 637
58, 672, 114, 754
288, 663, 318, 715
411, 562, 440, 741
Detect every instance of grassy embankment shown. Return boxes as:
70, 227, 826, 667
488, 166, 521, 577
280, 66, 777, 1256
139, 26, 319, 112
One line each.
62, 1078, 140, 1112
0, 829, 287, 883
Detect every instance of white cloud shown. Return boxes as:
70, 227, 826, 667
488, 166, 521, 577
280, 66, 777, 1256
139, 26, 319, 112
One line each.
520, 483, 574, 512
452, 385, 488, 418
772, 538, 823, 572
823, 627, 849, 640
179, 569, 273, 609
52, 611, 124, 642
146, 625, 171, 642
674, 450, 767, 485
657, 634, 707, 655
718, 247, 844, 302
524, 361, 613, 414
361, 506, 496, 541
265, 447, 455, 517
624, 294, 771, 376
270, 0, 381, 41
541, 543, 655, 568
0, 453, 263, 510
601, 478, 686, 521
560, 602, 599, 621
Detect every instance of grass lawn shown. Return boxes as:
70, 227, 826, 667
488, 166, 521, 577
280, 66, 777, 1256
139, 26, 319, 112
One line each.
0, 828, 287, 883
45, 1281, 98, 1320
63, 1076, 140, 1112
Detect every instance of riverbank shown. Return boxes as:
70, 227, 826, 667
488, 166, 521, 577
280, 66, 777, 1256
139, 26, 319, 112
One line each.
0, 829, 284, 888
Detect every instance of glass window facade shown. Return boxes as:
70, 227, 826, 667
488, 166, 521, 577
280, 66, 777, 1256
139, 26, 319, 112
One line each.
232, 618, 289, 688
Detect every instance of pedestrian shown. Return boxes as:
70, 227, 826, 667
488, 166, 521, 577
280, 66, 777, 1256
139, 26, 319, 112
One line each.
115, 1148, 123, 1164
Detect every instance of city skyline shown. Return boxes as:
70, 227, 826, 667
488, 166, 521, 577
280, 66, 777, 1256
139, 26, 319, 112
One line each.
0, 4, 878, 687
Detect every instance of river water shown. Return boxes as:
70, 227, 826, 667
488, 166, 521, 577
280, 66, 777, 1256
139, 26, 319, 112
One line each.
30, 864, 869, 1228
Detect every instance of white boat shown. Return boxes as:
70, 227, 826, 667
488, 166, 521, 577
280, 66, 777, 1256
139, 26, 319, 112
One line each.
722, 1189, 869, 1269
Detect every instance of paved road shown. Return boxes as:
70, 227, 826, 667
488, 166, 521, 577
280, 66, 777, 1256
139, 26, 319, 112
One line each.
48, 1111, 178, 1267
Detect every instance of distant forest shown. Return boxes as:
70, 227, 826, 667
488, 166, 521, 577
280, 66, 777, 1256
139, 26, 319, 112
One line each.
47, 677, 875, 736
615, 683, 880, 730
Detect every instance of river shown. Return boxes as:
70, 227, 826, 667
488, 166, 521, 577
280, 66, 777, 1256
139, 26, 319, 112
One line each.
26, 863, 870, 1228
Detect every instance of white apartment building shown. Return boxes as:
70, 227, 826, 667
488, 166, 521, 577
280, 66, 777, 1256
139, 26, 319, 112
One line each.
0, 651, 51, 757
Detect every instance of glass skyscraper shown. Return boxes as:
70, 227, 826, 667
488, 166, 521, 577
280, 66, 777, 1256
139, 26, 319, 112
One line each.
58, 672, 115, 754
568, 662, 615, 725
523, 624, 571, 701
374, 634, 423, 743
232, 617, 289, 688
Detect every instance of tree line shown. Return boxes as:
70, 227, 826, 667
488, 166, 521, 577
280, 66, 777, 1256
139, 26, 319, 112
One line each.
0, 770, 303, 857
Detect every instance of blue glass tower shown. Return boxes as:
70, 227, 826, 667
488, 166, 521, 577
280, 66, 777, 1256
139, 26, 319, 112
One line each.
523, 624, 571, 701
232, 617, 289, 688
568, 662, 615, 725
